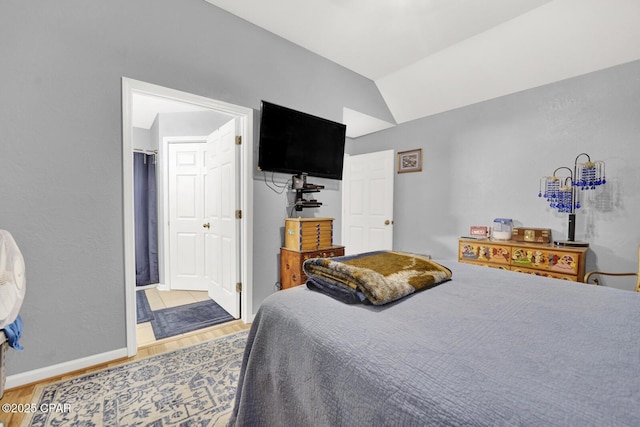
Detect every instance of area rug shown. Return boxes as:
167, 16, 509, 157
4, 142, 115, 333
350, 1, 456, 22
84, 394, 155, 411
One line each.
21, 330, 249, 427
151, 299, 235, 340
136, 290, 154, 324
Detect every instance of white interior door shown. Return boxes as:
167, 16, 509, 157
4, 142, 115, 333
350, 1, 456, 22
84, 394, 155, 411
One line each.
342, 150, 395, 255
168, 143, 208, 291
205, 119, 240, 318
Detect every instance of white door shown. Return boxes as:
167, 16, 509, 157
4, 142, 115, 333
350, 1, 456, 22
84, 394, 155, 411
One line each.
205, 119, 240, 318
168, 143, 208, 291
342, 150, 394, 255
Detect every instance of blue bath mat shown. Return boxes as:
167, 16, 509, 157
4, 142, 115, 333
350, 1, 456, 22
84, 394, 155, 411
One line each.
136, 290, 155, 324
150, 299, 235, 340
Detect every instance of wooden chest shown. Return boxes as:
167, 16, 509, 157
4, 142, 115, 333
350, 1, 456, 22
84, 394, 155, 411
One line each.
512, 228, 552, 243
280, 246, 345, 289
284, 217, 334, 251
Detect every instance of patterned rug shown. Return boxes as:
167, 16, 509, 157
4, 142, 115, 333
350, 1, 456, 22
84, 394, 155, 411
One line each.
21, 330, 248, 427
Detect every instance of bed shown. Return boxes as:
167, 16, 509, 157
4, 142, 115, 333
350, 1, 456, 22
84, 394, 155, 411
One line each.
229, 256, 640, 426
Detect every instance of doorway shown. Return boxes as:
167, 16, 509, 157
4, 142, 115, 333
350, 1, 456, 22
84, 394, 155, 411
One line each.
122, 78, 254, 356
341, 150, 395, 255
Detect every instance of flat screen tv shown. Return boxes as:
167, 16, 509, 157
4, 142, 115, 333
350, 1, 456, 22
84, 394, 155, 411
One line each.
258, 101, 347, 180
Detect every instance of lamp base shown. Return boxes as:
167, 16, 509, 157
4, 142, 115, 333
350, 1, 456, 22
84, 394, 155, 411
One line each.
553, 240, 590, 248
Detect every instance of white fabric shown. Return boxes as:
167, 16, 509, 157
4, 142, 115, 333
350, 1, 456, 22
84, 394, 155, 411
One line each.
0, 230, 26, 329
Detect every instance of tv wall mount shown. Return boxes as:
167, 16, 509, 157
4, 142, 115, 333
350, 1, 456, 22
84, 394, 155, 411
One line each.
291, 174, 323, 211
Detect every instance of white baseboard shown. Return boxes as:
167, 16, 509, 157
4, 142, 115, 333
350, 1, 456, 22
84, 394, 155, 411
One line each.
5, 347, 128, 390
245, 312, 256, 324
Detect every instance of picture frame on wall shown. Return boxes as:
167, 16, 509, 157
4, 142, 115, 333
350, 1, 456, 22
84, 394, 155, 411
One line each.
397, 148, 422, 173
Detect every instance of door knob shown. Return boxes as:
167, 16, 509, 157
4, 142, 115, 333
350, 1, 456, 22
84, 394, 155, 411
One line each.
385, 220, 394, 225
203, 223, 210, 229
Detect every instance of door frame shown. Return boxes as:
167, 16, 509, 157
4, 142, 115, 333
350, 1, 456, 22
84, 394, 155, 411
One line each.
122, 77, 254, 356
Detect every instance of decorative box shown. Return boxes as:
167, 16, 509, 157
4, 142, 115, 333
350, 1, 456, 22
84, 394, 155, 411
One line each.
284, 218, 334, 251
469, 226, 489, 238
512, 228, 551, 243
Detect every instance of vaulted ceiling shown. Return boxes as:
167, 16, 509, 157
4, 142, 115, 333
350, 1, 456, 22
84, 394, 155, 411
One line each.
205, 0, 640, 137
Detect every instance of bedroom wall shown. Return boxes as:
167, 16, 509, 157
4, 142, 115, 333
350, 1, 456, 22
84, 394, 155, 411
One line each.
0, 0, 392, 377
348, 59, 640, 291
133, 128, 153, 151
157, 111, 232, 139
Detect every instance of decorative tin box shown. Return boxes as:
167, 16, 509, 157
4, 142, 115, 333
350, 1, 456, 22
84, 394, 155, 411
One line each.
512, 228, 551, 243
469, 226, 489, 238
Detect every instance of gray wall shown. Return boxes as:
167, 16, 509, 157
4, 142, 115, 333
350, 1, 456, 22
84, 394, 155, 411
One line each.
132, 128, 153, 152
156, 111, 232, 139
0, 0, 391, 376
348, 60, 640, 290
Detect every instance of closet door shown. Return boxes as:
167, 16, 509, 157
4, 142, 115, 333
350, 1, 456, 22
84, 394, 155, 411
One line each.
168, 142, 207, 291
342, 150, 395, 255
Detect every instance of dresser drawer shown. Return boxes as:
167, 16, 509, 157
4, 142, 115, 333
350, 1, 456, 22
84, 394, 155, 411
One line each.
459, 241, 511, 266
511, 246, 581, 276
301, 247, 344, 261
510, 266, 578, 281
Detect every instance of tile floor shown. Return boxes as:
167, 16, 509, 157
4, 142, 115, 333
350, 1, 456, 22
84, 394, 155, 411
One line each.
136, 287, 211, 347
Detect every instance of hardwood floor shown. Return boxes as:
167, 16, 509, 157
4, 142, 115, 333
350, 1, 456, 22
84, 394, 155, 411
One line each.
0, 319, 250, 426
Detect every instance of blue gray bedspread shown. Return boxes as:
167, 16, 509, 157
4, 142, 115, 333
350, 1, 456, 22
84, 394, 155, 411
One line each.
229, 261, 640, 426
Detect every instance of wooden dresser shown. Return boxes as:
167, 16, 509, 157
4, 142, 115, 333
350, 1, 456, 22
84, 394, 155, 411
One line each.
280, 245, 345, 289
458, 238, 588, 282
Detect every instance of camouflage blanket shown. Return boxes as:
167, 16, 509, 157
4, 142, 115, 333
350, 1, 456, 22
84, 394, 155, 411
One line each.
303, 251, 451, 305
